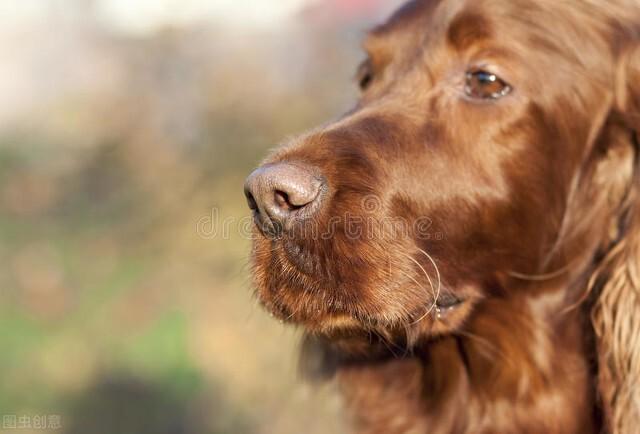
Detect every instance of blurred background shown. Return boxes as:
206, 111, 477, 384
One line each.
0, 0, 405, 433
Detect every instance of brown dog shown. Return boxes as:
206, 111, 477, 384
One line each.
244, 1, 640, 433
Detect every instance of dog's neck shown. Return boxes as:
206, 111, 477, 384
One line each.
315, 279, 599, 434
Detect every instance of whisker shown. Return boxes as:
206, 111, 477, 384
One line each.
416, 248, 442, 301
397, 268, 437, 324
507, 260, 576, 281
396, 251, 441, 325
371, 328, 402, 358
404, 248, 444, 326
402, 253, 436, 298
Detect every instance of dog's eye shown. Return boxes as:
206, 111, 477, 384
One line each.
465, 70, 511, 100
356, 59, 374, 91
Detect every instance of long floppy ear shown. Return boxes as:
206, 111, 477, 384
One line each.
591, 43, 640, 434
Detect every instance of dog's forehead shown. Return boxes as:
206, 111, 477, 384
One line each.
363, 0, 613, 76
363, 0, 499, 56
369, 0, 592, 37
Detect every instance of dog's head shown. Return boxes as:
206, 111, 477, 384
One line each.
245, 0, 640, 375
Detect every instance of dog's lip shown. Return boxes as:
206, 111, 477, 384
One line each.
280, 238, 320, 277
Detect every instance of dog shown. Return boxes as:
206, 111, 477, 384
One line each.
244, 1, 640, 432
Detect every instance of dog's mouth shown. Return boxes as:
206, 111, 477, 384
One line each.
257, 255, 470, 333
252, 226, 479, 342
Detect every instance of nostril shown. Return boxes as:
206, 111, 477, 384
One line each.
274, 190, 303, 212
245, 191, 259, 212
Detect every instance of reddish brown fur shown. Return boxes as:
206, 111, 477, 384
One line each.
248, 0, 640, 433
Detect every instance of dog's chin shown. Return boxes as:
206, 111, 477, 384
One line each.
257, 290, 370, 333
259, 286, 477, 355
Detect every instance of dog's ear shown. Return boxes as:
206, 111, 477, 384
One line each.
592, 43, 640, 434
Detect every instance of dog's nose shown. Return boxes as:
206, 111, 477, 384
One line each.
244, 163, 325, 236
